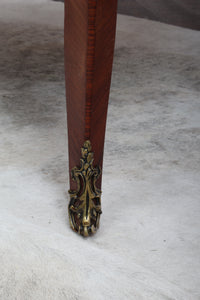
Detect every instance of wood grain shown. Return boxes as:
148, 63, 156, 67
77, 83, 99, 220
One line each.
64, 0, 118, 190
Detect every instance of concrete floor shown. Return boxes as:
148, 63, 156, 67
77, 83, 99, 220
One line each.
0, 1, 200, 299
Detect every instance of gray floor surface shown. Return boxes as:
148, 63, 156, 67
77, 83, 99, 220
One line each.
0, 1, 200, 299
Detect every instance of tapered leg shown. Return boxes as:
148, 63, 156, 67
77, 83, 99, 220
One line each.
64, 0, 117, 236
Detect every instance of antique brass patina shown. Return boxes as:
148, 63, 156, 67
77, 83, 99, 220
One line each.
68, 140, 102, 237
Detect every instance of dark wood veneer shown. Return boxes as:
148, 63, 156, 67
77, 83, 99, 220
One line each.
64, 0, 118, 190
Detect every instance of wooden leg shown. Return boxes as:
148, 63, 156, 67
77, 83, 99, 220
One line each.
64, 0, 117, 236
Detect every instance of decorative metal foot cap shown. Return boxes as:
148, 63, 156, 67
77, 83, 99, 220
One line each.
68, 140, 102, 237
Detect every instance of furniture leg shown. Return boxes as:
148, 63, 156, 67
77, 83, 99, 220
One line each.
64, 0, 117, 236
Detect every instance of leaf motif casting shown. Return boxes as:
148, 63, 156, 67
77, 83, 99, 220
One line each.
68, 140, 102, 237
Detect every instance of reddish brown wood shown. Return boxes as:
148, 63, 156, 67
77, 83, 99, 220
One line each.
64, 0, 117, 190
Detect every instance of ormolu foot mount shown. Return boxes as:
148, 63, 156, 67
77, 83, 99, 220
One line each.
68, 141, 102, 237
